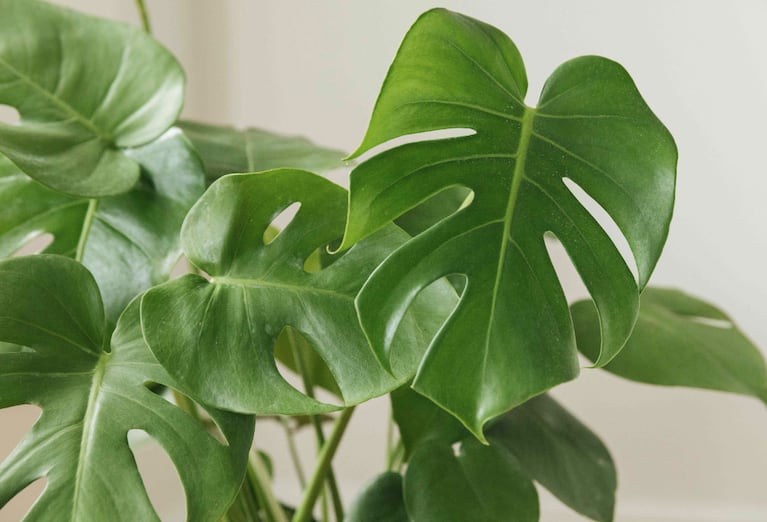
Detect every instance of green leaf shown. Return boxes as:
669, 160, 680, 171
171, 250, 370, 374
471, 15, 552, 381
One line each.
141, 169, 454, 415
390, 386, 468, 459
573, 288, 767, 402
0, 0, 184, 197
347, 472, 409, 522
341, 8, 677, 438
0, 130, 205, 325
0, 255, 254, 521
489, 394, 616, 522
178, 120, 345, 181
404, 439, 538, 522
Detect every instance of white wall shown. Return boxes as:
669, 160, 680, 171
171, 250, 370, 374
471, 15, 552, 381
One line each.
2, 1, 766, 521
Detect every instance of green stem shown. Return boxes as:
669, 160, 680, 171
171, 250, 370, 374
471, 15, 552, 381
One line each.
75, 199, 98, 262
387, 439, 405, 472
286, 329, 344, 521
249, 450, 290, 522
134, 0, 152, 33
292, 407, 355, 522
280, 417, 307, 489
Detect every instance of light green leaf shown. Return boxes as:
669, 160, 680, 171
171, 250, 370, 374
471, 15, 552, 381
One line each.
489, 394, 617, 522
0, 129, 205, 325
347, 472, 409, 522
573, 288, 767, 402
141, 169, 454, 415
404, 439, 538, 522
0, 255, 254, 521
179, 120, 345, 181
0, 0, 184, 196
341, 8, 677, 438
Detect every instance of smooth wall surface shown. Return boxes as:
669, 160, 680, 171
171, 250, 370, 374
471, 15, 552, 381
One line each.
2, 1, 766, 521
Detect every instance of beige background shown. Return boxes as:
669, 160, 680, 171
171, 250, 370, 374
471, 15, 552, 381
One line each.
2, 1, 767, 521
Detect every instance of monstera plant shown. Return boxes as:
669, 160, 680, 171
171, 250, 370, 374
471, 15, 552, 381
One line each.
0, 1, 765, 521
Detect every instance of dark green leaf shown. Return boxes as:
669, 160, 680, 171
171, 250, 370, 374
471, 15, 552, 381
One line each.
391, 386, 468, 459
347, 472, 409, 522
340, 8, 677, 438
0, 130, 205, 325
0, 255, 254, 521
141, 169, 454, 415
179, 120, 345, 180
404, 439, 538, 522
0, 0, 184, 196
489, 394, 616, 522
573, 288, 767, 402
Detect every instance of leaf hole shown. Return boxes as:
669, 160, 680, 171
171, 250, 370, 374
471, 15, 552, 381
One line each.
353, 128, 476, 163
303, 237, 343, 274
10, 233, 54, 257
0, 104, 20, 125
562, 177, 638, 283
144, 382, 230, 446
0, 477, 47, 520
128, 429, 187, 522
395, 186, 474, 236
273, 326, 342, 403
0, 405, 43, 463
169, 255, 192, 279
543, 232, 589, 304
263, 202, 301, 245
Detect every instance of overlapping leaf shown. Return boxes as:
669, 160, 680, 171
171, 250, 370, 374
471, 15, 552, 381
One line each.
179, 120, 345, 181
573, 288, 767, 402
347, 472, 409, 522
0, 0, 184, 196
339, 8, 677, 437
0, 255, 254, 521
0, 129, 205, 324
141, 169, 454, 415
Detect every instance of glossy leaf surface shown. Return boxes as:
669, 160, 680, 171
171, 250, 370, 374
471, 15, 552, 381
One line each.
141, 169, 454, 414
0, 130, 205, 325
342, 8, 677, 437
347, 472, 409, 522
0, 0, 184, 196
179, 120, 345, 180
0, 255, 254, 521
573, 288, 767, 402
404, 439, 538, 522
489, 394, 616, 522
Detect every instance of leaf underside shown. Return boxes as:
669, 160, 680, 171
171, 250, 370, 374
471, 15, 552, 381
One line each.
0, 255, 253, 521
0, 0, 184, 197
141, 169, 455, 415
342, 8, 677, 438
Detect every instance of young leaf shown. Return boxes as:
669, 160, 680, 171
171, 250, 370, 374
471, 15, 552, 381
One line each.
179, 120, 345, 180
0, 255, 254, 521
0, 0, 184, 197
403, 439, 538, 522
0, 130, 205, 325
572, 288, 767, 402
347, 472, 409, 522
140, 169, 455, 415
489, 394, 617, 522
340, 8, 677, 438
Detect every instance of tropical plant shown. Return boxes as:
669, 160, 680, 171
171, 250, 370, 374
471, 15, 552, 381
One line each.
0, 1, 764, 521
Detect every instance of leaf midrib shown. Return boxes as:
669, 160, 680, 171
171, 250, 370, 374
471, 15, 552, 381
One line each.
0, 57, 110, 141
213, 276, 353, 302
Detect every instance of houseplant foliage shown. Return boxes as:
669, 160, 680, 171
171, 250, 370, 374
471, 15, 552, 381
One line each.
0, 1, 764, 522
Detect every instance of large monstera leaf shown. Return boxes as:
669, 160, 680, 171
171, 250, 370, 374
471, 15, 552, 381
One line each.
0, 255, 254, 521
178, 120, 345, 181
0, 0, 184, 197
339, 8, 677, 437
0, 129, 205, 325
573, 288, 767, 402
141, 169, 454, 415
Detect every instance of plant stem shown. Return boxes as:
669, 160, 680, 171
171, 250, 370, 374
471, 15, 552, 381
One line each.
75, 199, 98, 262
249, 450, 290, 522
292, 407, 355, 522
134, 0, 152, 33
280, 417, 307, 488
286, 329, 344, 521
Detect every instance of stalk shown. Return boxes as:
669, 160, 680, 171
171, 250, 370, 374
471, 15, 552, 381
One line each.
134, 0, 152, 33
249, 450, 290, 522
